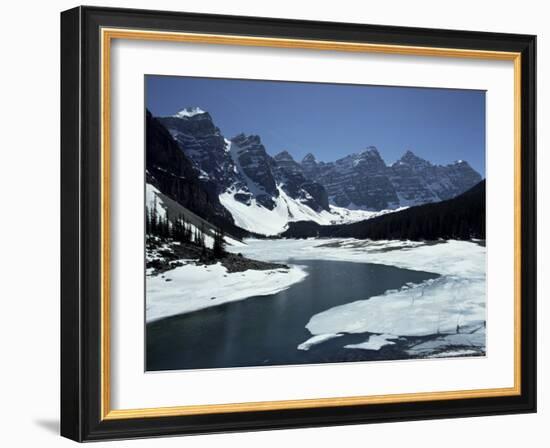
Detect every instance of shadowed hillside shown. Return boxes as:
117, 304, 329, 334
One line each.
282, 180, 485, 241
146, 110, 254, 240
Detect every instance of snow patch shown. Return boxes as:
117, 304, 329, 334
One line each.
344, 334, 399, 351
173, 107, 206, 118
146, 262, 308, 322
297, 333, 343, 351
428, 349, 480, 358
220, 190, 290, 236
223, 138, 232, 152
220, 188, 401, 236
306, 275, 485, 338
146, 184, 167, 219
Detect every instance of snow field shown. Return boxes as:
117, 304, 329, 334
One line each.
220, 186, 401, 236
146, 262, 308, 322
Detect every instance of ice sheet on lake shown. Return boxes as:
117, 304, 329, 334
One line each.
305, 275, 485, 337
297, 333, 343, 351
406, 325, 486, 357
233, 238, 485, 354
146, 262, 307, 322
229, 238, 484, 279
344, 334, 399, 351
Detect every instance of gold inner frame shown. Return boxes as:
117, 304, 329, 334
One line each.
100, 28, 522, 421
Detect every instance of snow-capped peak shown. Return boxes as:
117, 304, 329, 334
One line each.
173, 107, 207, 118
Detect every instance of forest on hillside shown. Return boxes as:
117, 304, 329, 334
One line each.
282, 180, 485, 241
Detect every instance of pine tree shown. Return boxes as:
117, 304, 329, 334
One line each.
150, 197, 158, 236
176, 215, 181, 241
213, 227, 225, 258
184, 222, 191, 242
145, 206, 151, 235
173, 214, 191, 244
166, 214, 171, 238
159, 213, 170, 239
199, 224, 207, 255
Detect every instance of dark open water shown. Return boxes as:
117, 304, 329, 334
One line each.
146, 259, 438, 371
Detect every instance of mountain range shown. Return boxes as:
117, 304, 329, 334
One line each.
148, 106, 483, 236
301, 148, 482, 209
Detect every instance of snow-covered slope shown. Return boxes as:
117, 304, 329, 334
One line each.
220, 138, 402, 235
146, 261, 306, 322
147, 183, 244, 247
220, 186, 397, 236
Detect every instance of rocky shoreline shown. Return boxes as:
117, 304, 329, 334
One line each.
146, 238, 288, 276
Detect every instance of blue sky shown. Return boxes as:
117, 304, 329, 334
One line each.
146, 75, 486, 176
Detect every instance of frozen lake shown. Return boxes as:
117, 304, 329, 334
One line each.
146, 258, 438, 370
146, 238, 486, 371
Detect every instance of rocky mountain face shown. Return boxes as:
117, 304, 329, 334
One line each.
301, 148, 482, 210
158, 108, 331, 214
230, 133, 279, 209
146, 110, 226, 219
389, 150, 482, 204
145, 110, 250, 239
309, 147, 400, 210
153, 106, 482, 235
273, 151, 329, 212
158, 108, 238, 190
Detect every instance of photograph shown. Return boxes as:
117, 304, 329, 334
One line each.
57, 4, 537, 442
144, 76, 487, 371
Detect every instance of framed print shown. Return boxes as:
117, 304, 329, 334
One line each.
60, 6, 536, 442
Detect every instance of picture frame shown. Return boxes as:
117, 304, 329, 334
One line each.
60, 5, 536, 442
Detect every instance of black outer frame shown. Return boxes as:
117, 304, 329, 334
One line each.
60, 5, 537, 442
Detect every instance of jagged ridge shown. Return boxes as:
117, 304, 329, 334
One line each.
155, 106, 483, 236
